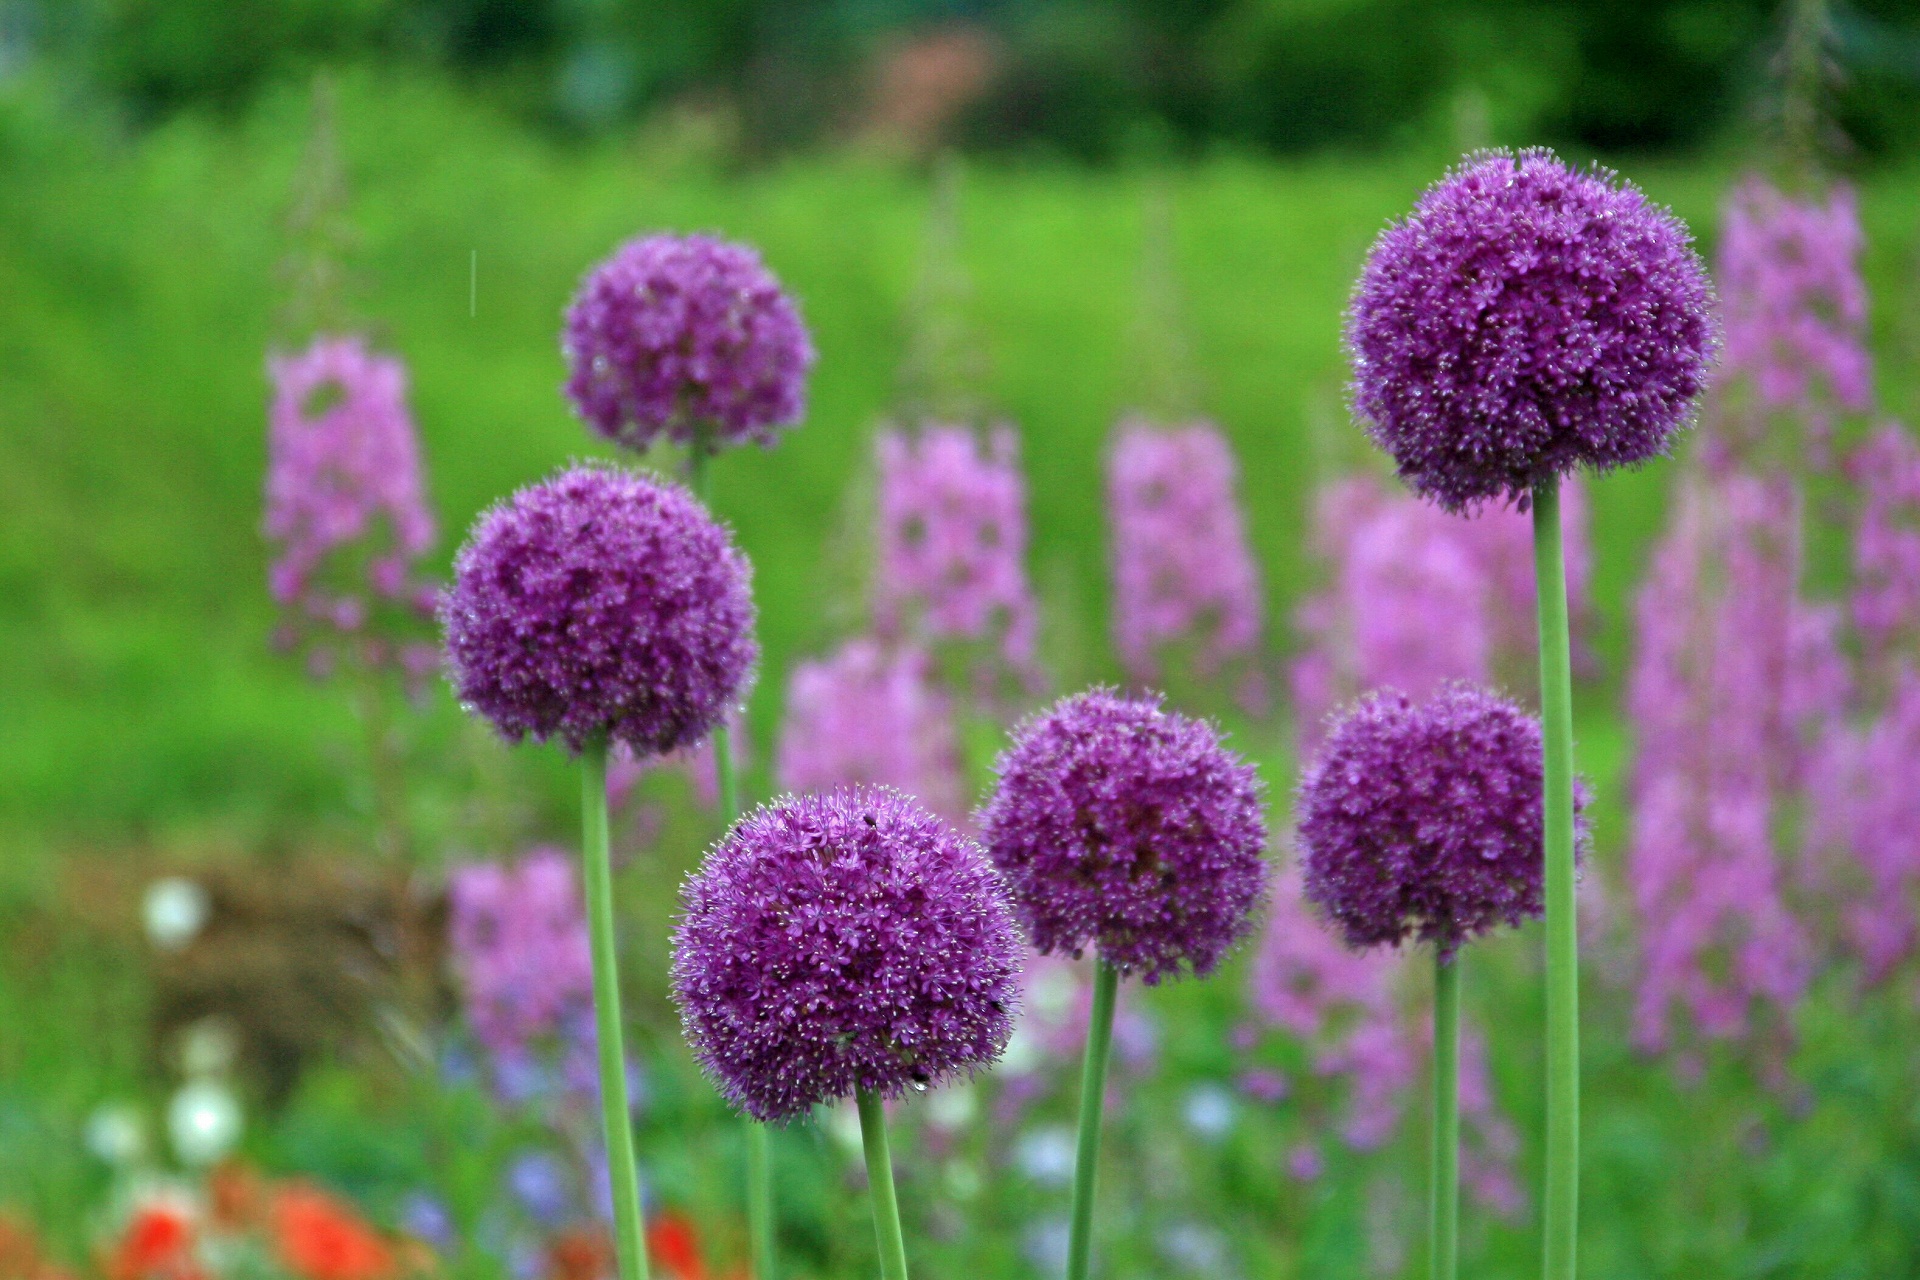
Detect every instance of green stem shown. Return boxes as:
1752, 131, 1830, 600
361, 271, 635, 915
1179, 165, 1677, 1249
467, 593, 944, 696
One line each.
688, 423, 773, 1280
1431, 952, 1460, 1280
856, 1087, 911, 1280
1532, 475, 1579, 1280
580, 737, 651, 1280
1067, 959, 1120, 1280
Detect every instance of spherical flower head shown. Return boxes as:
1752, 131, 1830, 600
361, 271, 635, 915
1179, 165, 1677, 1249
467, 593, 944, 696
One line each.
441, 465, 757, 756
1347, 149, 1715, 512
671, 786, 1023, 1122
978, 689, 1269, 984
563, 233, 815, 452
1297, 684, 1589, 958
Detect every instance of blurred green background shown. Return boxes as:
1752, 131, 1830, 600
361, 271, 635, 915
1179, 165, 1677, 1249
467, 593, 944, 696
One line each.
5, 1, 1920, 1277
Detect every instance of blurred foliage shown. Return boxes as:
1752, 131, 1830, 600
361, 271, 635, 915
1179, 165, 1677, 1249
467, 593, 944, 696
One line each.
9, 0, 1918, 159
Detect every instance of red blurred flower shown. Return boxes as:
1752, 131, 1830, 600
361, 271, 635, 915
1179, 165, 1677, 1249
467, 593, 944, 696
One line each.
645, 1212, 706, 1280
107, 1203, 202, 1280
270, 1186, 395, 1280
544, 1229, 611, 1280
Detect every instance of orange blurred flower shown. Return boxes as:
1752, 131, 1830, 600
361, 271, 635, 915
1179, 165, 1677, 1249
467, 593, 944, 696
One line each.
107, 1202, 202, 1280
544, 1229, 611, 1280
207, 1162, 266, 1234
270, 1186, 395, 1280
644, 1213, 705, 1280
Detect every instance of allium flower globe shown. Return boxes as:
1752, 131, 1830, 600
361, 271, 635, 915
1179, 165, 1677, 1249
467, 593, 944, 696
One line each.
979, 689, 1269, 983
671, 786, 1023, 1122
563, 234, 815, 452
441, 465, 756, 755
1298, 685, 1587, 958
1347, 149, 1715, 511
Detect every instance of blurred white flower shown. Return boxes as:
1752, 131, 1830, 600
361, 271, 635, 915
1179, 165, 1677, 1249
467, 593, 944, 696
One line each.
167, 1080, 242, 1167
84, 1102, 147, 1166
999, 1026, 1039, 1076
1159, 1222, 1232, 1277
1182, 1083, 1235, 1142
927, 1082, 977, 1130
143, 878, 209, 951
1021, 1216, 1072, 1280
1014, 1125, 1075, 1186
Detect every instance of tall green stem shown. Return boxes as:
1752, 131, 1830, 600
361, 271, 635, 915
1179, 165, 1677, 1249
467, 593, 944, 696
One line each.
688, 425, 772, 1280
1431, 952, 1460, 1280
1532, 475, 1579, 1280
580, 737, 651, 1280
1067, 960, 1120, 1280
856, 1088, 911, 1280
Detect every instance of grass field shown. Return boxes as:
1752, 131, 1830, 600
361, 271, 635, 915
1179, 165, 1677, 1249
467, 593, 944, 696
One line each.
5, 66, 1920, 1277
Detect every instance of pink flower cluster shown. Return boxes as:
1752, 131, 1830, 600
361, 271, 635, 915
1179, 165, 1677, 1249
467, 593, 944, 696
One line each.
447, 848, 597, 1087
1105, 417, 1263, 684
1718, 179, 1872, 429
1625, 472, 1844, 1050
1245, 865, 1519, 1211
264, 336, 438, 677
874, 423, 1038, 677
1291, 474, 1590, 746
774, 637, 966, 826
1846, 424, 1920, 674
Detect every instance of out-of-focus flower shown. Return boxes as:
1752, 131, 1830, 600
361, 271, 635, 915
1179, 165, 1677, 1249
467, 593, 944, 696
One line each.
166, 1080, 242, 1168
1626, 470, 1839, 1050
1291, 473, 1593, 749
545, 1229, 615, 1280
85, 1103, 148, 1168
441, 465, 757, 757
270, 1185, 396, 1280
1105, 417, 1263, 685
1847, 423, 1920, 677
143, 879, 211, 953
644, 1212, 709, 1280
776, 637, 966, 825
1182, 1084, 1236, 1141
1716, 178, 1870, 457
108, 1198, 202, 1280
0, 1212, 75, 1280
874, 423, 1038, 677
563, 233, 814, 453
265, 336, 438, 676
980, 689, 1268, 983
506, 1151, 573, 1230
672, 786, 1023, 1121
1348, 148, 1714, 512
1014, 1126, 1077, 1187
1285, 1144, 1324, 1182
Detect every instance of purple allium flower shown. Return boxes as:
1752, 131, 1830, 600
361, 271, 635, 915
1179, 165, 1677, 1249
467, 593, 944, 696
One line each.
874, 423, 1039, 675
1626, 471, 1840, 1049
977, 689, 1269, 984
1805, 668, 1920, 981
441, 465, 757, 756
1717, 178, 1871, 427
1347, 149, 1715, 512
562, 234, 814, 452
670, 785, 1023, 1122
1847, 424, 1920, 675
265, 335, 439, 668
1298, 684, 1584, 959
1290, 474, 1593, 751
775, 637, 966, 826
1105, 417, 1264, 683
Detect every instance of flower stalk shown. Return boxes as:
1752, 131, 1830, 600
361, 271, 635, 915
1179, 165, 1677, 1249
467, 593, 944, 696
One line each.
856, 1087, 911, 1280
580, 736, 650, 1280
1431, 952, 1460, 1280
1532, 474, 1579, 1280
1067, 959, 1120, 1280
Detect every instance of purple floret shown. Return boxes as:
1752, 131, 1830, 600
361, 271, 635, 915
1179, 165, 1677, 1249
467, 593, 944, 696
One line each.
1297, 684, 1588, 958
1347, 149, 1716, 512
671, 786, 1024, 1122
563, 233, 815, 452
978, 689, 1270, 984
441, 464, 757, 756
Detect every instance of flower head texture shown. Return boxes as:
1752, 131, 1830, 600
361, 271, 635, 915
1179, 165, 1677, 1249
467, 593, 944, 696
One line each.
563, 233, 814, 452
874, 423, 1039, 674
671, 786, 1023, 1122
775, 637, 966, 826
1718, 178, 1870, 423
441, 465, 757, 756
978, 689, 1269, 983
1626, 471, 1839, 1049
1291, 474, 1592, 750
1106, 417, 1264, 683
1347, 149, 1715, 511
1298, 685, 1583, 959
265, 335, 439, 669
